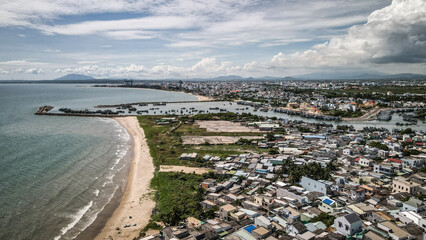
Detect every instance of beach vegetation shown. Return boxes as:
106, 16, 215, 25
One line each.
138, 115, 267, 167
150, 172, 205, 226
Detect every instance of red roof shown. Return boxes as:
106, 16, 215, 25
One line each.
388, 158, 402, 163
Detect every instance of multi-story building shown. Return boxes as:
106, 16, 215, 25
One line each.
392, 179, 420, 195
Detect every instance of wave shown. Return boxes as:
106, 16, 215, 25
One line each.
76, 185, 119, 238
53, 201, 93, 240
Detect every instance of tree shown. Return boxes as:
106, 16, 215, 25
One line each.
266, 132, 275, 141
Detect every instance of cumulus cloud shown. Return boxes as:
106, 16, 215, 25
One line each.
1, 0, 425, 79
25, 68, 44, 74
52, 58, 238, 79
244, 0, 426, 71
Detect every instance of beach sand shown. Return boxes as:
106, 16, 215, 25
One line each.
94, 116, 155, 240
185, 92, 214, 101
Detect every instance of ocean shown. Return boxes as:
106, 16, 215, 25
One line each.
0, 84, 197, 240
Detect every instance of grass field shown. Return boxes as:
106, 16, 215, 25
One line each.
137, 115, 266, 168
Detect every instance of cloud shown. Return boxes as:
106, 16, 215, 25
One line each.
44, 49, 61, 52
1, 0, 425, 80
25, 68, 44, 74
1, 0, 391, 47
243, 0, 426, 71
38, 16, 200, 36
0, 68, 10, 74
53, 58, 237, 79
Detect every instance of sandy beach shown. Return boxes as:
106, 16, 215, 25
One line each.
185, 92, 214, 101
95, 117, 155, 240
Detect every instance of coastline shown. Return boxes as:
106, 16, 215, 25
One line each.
181, 91, 214, 101
94, 116, 155, 240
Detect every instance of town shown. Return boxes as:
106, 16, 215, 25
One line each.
134, 104, 425, 240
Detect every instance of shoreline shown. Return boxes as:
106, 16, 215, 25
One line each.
185, 92, 214, 101
93, 116, 155, 240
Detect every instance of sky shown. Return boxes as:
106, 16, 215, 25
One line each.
0, 0, 425, 80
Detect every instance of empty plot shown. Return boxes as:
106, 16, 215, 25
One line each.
182, 135, 263, 145
195, 120, 261, 132
159, 165, 211, 174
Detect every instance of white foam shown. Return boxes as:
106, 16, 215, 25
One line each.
93, 189, 100, 197
74, 185, 119, 238
53, 200, 93, 240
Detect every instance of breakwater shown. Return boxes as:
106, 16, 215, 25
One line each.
95, 100, 217, 108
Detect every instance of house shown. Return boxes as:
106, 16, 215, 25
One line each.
276, 188, 308, 204
163, 227, 190, 240
300, 176, 331, 195
364, 231, 387, 240
392, 179, 420, 195
371, 211, 394, 223
334, 213, 363, 236
179, 152, 199, 160
402, 198, 424, 213
350, 188, 365, 202
397, 211, 426, 229
252, 226, 272, 239
280, 206, 301, 224
254, 215, 273, 229
286, 222, 307, 236
319, 197, 340, 213
359, 158, 373, 167
201, 200, 217, 210
374, 163, 398, 176
377, 221, 411, 240
219, 204, 237, 220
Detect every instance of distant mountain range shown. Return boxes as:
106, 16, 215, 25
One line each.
290, 72, 426, 80
48, 72, 426, 82
55, 74, 95, 80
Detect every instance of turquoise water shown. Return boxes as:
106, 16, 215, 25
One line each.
0, 84, 197, 240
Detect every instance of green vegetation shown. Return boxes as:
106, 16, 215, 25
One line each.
400, 128, 415, 135
310, 212, 335, 227
368, 141, 389, 151
415, 109, 426, 120
151, 172, 205, 226
402, 149, 421, 156
143, 221, 162, 232
321, 86, 426, 102
138, 115, 266, 167
190, 112, 262, 121
277, 161, 335, 185
323, 110, 364, 118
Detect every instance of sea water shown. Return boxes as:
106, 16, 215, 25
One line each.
0, 84, 197, 240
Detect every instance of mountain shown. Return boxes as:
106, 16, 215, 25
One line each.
55, 74, 95, 80
211, 75, 246, 80
290, 71, 426, 80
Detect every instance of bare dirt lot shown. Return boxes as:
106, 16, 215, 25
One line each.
195, 120, 261, 132
182, 135, 263, 145
159, 165, 212, 174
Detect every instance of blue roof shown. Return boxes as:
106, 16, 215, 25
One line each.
322, 198, 334, 205
303, 135, 326, 139
244, 225, 256, 234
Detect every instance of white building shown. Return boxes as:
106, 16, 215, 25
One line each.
334, 213, 363, 236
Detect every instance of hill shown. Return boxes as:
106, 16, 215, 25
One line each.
55, 74, 95, 80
